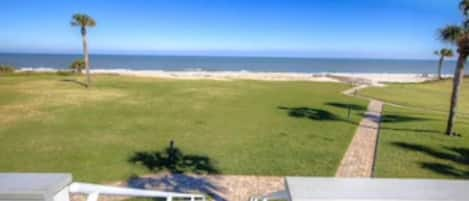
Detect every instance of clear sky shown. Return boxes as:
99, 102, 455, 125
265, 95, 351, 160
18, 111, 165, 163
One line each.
1, 0, 463, 59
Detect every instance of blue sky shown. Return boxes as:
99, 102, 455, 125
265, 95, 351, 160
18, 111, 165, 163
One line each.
1, 0, 463, 59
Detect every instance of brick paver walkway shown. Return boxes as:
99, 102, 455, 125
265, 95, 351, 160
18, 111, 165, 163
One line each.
336, 99, 383, 177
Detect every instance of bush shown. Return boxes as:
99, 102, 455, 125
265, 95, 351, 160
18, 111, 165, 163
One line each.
0, 65, 16, 73
70, 59, 86, 74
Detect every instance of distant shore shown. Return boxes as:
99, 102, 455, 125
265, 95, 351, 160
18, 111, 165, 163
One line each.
18, 67, 447, 86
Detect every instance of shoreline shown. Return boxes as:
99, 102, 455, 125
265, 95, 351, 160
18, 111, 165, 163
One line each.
17, 67, 447, 85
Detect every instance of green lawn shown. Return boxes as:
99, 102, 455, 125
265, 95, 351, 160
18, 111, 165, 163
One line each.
360, 79, 469, 114
376, 106, 469, 179
362, 80, 469, 179
0, 73, 367, 182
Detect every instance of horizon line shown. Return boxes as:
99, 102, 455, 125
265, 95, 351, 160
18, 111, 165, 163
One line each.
0, 51, 446, 61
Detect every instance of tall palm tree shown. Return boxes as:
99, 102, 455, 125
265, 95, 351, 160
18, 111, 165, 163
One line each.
438, 0, 469, 136
71, 14, 96, 87
433, 48, 454, 80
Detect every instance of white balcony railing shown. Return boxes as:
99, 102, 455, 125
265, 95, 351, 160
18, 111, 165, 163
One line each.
69, 182, 206, 201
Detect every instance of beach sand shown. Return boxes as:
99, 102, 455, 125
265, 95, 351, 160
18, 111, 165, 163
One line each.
18, 68, 443, 86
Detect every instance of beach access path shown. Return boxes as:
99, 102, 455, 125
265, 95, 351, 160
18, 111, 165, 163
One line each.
336, 82, 384, 177
335, 99, 383, 177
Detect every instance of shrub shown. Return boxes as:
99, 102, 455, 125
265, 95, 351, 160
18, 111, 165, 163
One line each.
0, 65, 16, 73
70, 59, 86, 74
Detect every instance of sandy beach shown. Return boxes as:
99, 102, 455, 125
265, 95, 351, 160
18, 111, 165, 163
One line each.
18, 68, 444, 85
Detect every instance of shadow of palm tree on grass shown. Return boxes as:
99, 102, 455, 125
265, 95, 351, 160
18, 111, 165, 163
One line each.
60, 79, 88, 88
382, 127, 442, 134
381, 114, 429, 123
378, 114, 442, 134
278, 106, 339, 121
280, 103, 443, 135
392, 142, 469, 178
420, 162, 469, 178
326, 102, 367, 111
129, 143, 220, 175
127, 142, 224, 201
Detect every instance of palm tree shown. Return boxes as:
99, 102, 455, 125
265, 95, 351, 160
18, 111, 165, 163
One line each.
433, 48, 454, 80
70, 59, 86, 74
71, 14, 96, 87
438, 0, 469, 136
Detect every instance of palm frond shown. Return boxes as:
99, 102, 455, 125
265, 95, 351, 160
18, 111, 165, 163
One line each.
439, 25, 464, 44
460, 0, 469, 16
71, 13, 96, 27
464, 19, 469, 29
441, 48, 454, 57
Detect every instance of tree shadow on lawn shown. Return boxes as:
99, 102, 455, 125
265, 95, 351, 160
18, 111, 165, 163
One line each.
392, 142, 469, 178
128, 143, 225, 201
381, 127, 442, 135
420, 162, 469, 178
128, 144, 220, 175
279, 104, 439, 134
278, 106, 340, 121
380, 114, 443, 134
355, 113, 430, 124
381, 114, 429, 123
325, 102, 367, 111
60, 79, 88, 88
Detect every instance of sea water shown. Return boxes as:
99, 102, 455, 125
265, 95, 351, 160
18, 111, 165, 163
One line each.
0, 53, 461, 74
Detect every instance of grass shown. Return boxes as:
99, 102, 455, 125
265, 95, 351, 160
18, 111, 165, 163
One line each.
0, 73, 367, 182
360, 79, 469, 114
376, 106, 469, 179
362, 79, 469, 179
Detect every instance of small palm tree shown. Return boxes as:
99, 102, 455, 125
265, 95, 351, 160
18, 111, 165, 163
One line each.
70, 59, 86, 74
433, 48, 454, 80
71, 14, 96, 87
438, 0, 469, 136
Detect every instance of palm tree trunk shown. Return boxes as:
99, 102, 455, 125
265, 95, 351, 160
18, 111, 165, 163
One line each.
438, 56, 444, 80
81, 27, 90, 87
445, 54, 467, 136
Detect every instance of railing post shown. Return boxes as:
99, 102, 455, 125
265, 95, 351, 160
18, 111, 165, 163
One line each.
166, 196, 173, 201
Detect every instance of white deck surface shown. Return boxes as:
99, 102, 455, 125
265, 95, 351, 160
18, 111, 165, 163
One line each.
286, 177, 469, 201
0, 173, 72, 201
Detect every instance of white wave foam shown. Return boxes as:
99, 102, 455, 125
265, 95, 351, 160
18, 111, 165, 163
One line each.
19, 67, 57, 72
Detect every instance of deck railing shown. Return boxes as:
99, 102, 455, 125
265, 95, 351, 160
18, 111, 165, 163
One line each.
69, 182, 206, 201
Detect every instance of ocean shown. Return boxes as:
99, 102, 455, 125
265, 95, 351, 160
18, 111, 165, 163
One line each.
0, 53, 461, 74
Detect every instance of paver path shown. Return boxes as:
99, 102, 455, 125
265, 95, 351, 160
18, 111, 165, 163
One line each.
336, 99, 383, 177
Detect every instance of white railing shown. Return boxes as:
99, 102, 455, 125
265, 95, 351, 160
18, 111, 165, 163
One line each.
69, 182, 206, 201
